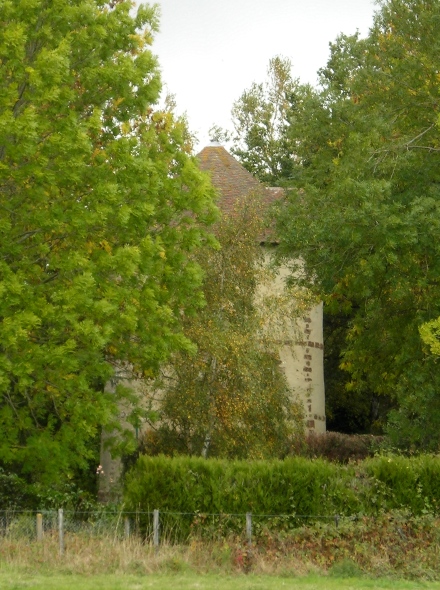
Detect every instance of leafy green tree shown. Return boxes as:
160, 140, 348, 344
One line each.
227, 56, 298, 184
323, 310, 394, 434
0, 0, 217, 484
276, 0, 440, 448
420, 319, 440, 357
142, 197, 307, 459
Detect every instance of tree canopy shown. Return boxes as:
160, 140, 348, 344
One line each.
226, 57, 297, 184
0, 0, 217, 484
274, 0, 440, 448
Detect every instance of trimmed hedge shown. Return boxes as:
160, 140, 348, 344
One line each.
364, 454, 440, 513
124, 454, 440, 518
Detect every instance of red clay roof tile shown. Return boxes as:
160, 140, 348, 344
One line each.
197, 145, 283, 214
197, 145, 284, 242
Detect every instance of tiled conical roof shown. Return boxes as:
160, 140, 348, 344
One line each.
197, 145, 283, 216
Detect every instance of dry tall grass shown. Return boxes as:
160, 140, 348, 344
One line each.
2, 512, 440, 580
0, 533, 318, 577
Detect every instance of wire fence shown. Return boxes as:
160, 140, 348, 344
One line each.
2, 508, 440, 580
0, 508, 355, 553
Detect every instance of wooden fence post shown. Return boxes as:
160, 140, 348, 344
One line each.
153, 509, 159, 551
58, 509, 64, 555
36, 513, 43, 541
246, 512, 252, 548
124, 516, 130, 539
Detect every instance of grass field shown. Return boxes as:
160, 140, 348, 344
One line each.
1, 571, 440, 590
2, 512, 440, 588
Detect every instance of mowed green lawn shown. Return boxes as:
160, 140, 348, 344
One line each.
1, 572, 439, 590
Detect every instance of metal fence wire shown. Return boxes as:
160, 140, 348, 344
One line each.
0, 508, 349, 552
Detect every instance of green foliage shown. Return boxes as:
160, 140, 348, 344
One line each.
274, 0, 440, 448
328, 559, 363, 579
364, 455, 440, 513
0, 467, 100, 510
141, 197, 306, 459
323, 311, 394, 434
124, 455, 360, 520
0, 0, 217, 485
0, 469, 34, 509
419, 318, 440, 356
227, 57, 298, 183
125, 454, 440, 538
289, 432, 383, 463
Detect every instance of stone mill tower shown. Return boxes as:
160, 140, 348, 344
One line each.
197, 144, 326, 434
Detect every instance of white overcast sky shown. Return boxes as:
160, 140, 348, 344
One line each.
147, 0, 377, 150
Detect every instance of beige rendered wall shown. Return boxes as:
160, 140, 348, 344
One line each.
260, 250, 326, 434
278, 302, 326, 434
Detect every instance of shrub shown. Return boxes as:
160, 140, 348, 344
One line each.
289, 431, 384, 463
363, 455, 440, 513
124, 455, 362, 524
124, 453, 440, 536
0, 469, 36, 509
